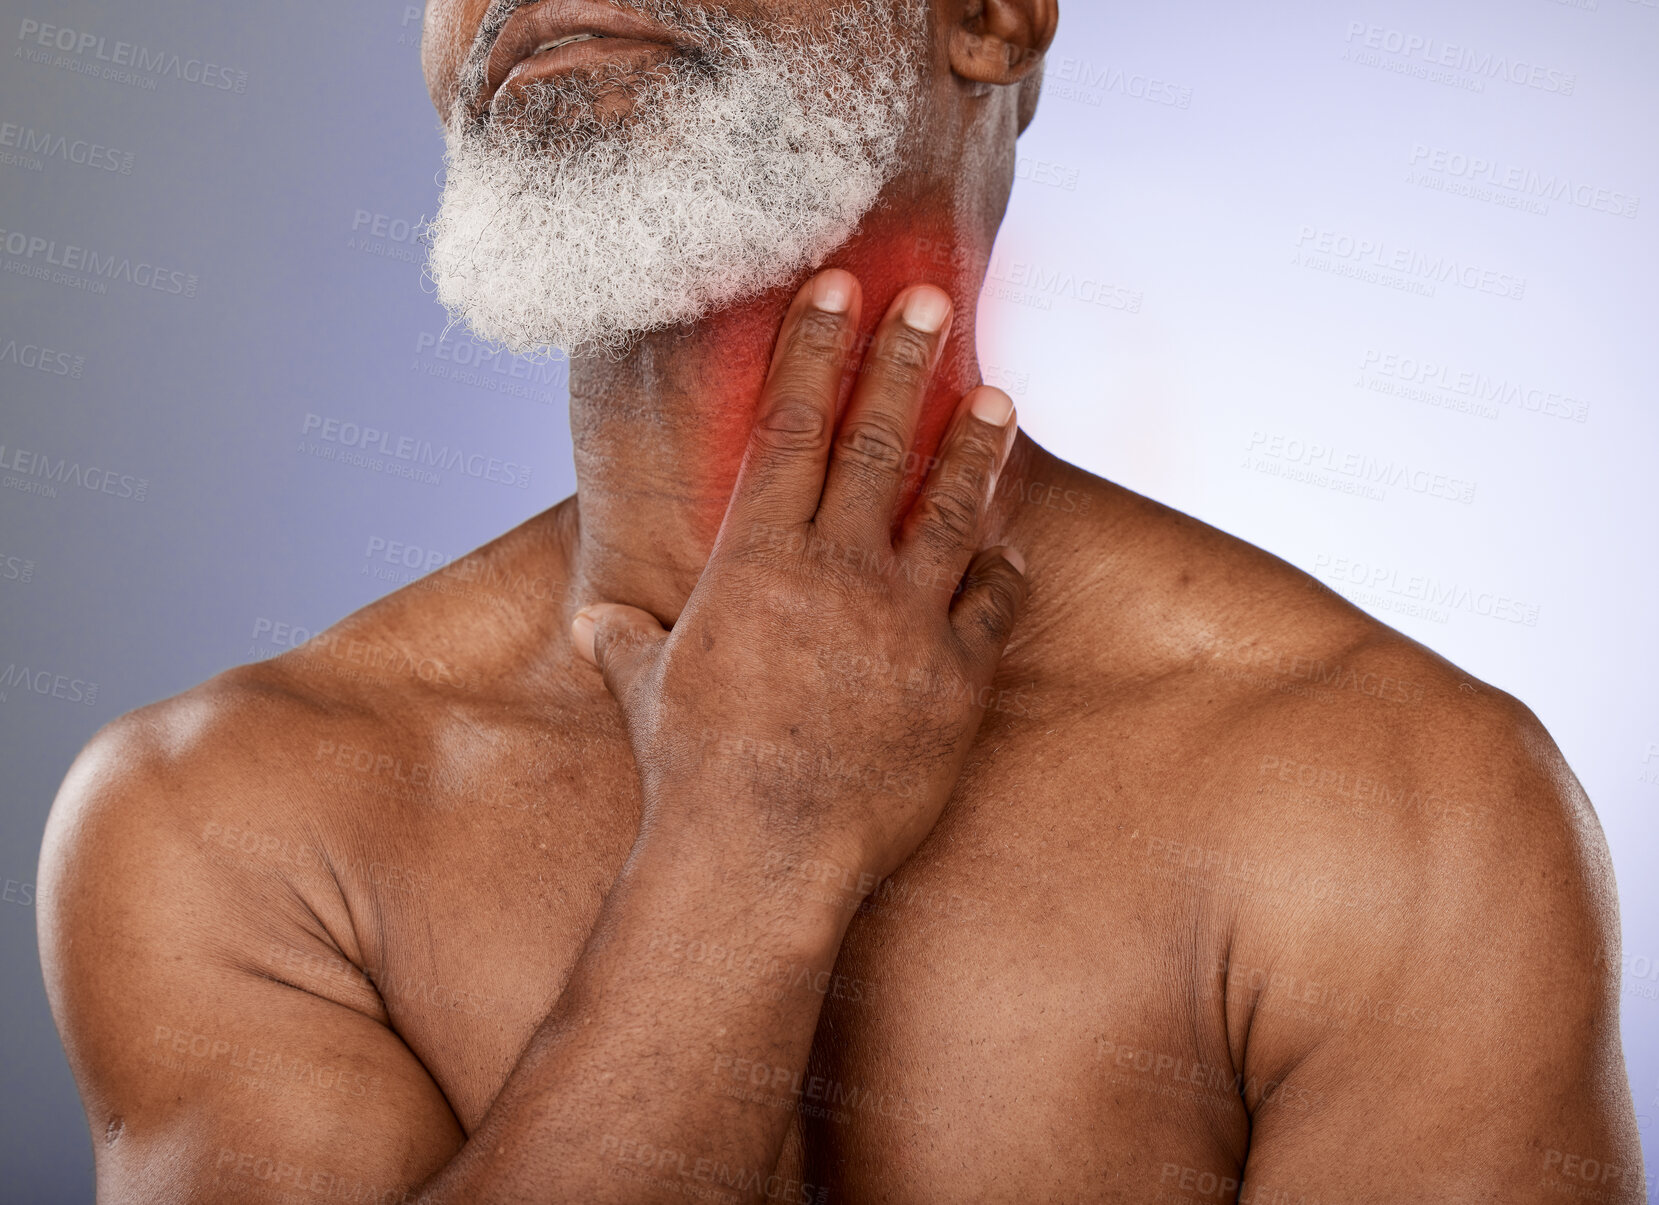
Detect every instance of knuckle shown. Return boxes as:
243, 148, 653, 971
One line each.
954, 422, 1003, 468
981, 568, 1026, 626
754, 397, 829, 452
923, 485, 981, 545
937, 454, 991, 502
790, 309, 852, 358
995, 564, 1029, 609
838, 417, 908, 473
871, 327, 932, 383
734, 518, 798, 561
970, 592, 1019, 644
597, 622, 649, 666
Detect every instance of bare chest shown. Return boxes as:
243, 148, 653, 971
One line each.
329, 708, 1250, 1201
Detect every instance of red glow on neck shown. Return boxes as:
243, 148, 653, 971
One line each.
566, 218, 994, 613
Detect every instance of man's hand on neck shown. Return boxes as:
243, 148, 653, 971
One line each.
564, 208, 1004, 627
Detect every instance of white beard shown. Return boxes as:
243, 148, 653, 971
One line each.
427, 1, 930, 359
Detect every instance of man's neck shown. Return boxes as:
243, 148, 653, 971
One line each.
563, 208, 1007, 625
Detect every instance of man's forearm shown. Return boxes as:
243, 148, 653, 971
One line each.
416, 819, 853, 1204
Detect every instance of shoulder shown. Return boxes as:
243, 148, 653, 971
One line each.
39, 676, 466, 1198
37, 643, 425, 1002
43, 663, 320, 850
38, 500, 583, 953
1215, 639, 1616, 946
1112, 538, 1645, 1194
1055, 468, 1607, 892
38, 665, 340, 963
1164, 527, 1617, 957
36, 668, 320, 1087
1051, 472, 1622, 1035
1062, 484, 1645, 1182
1162, 540, 1618, 980
41, 645, 379, 853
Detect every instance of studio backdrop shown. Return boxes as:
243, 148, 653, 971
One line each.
1, 0, 1655, 1200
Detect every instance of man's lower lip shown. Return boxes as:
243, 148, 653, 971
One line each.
500, 37, 673, 89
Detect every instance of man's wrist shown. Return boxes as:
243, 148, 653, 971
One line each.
628, 810, 868, 945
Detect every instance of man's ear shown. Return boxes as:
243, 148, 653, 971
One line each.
949, 0, 1059, 91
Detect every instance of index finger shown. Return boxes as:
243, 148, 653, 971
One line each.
722, 269, 863, 535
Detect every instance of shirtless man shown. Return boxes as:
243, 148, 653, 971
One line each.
38, 0, 1644, 1201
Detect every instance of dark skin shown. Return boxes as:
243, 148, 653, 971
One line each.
38, 0, 1644, 1201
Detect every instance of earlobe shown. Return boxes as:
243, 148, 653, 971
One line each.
948, 0, 1058, 87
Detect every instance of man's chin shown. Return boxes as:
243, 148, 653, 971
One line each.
430, 1, 925, 359
432, 255, 778, 362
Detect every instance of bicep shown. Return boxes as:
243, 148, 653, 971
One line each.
1235, 823, 1644, 1204
1233, 692, 1645, 1202
78, 967, 466, 1204
1238, 1013, 1644, 1202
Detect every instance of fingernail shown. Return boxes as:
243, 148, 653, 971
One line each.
571, 608, 597, 666
1003, 547, 1026, 575
901, 286, 951, 333
810, 271, 852, 314
970, 387, 1014, 427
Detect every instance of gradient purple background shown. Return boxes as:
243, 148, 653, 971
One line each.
2, 1, 1655, 1199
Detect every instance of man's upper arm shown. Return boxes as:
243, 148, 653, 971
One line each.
38, 704, 465, 1203
1236, 696, 1645, 1203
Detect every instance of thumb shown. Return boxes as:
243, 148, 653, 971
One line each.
571, 603, 667, 701
950, 545, 1028, 662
